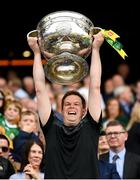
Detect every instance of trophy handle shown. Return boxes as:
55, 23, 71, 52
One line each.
92, 27, 102, 35
27, 30, 38, 38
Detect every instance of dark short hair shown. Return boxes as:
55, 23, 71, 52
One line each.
100, 130, 106, 136
61, 90, 86, 110
0, 134, 10, 147
106, 120, 126, 131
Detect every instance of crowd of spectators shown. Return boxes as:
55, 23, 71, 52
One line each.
0, 61, 140, 179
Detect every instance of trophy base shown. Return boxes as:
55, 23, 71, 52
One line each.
44, 52, 89, 85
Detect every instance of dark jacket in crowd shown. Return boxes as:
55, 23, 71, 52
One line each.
100, 151, 140, 179
12, 130, 40, 162
99, 160, 120, 179
0, 156, 15, 178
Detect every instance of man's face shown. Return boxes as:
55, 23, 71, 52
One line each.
62, 95, 85, 126
0, 139, 9, 158
105, 125, 128, 151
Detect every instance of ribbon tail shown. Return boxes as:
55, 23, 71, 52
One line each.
104, 33, 128, 59
116, 49, 128, 59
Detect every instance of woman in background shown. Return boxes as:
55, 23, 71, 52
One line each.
126, 102, 140, 155
9, 140, 44, 180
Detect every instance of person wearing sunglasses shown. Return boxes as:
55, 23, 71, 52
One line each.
0, 134, 10, 159
0, 134, 15, 178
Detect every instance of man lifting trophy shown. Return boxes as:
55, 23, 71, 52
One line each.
27, 11, 127, 179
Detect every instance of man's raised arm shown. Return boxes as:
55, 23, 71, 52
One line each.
88, 32, 104, 122
27, 37, 51, 126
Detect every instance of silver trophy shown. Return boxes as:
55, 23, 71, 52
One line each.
27, 11, 101, 85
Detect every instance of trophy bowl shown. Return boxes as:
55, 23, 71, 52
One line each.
27, 11, 101, 85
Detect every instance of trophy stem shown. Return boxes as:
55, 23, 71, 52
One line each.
44, 52, 89, 85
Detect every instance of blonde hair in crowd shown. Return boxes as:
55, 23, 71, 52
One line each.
127, 102, 140, 130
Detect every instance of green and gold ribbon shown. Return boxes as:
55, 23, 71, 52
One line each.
101, 29, 128, 59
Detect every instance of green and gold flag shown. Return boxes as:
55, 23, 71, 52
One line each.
102, 29, 128, 59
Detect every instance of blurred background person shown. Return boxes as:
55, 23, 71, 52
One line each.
12, 110, 45, 164
0, 100, 22, 149
98, 131, 110, 156
112, 74, 125, 89
8, 78, 29, 100
126, 102, 140, 155
0, 134, 15, 178
134, 80, 140, 102
103, 78, 114, 104
9, 140, 44, 180
51, 83, 64, 94
20, 98, 37, 112
117, 63, 131, 84
22, 76, 36, 99
0, 77, 7, 90
101, 98, 129, 131
0, 90, 5, 116
3, 88, 15, 102
113, 85, 135, 118
98, 131, 120, 179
